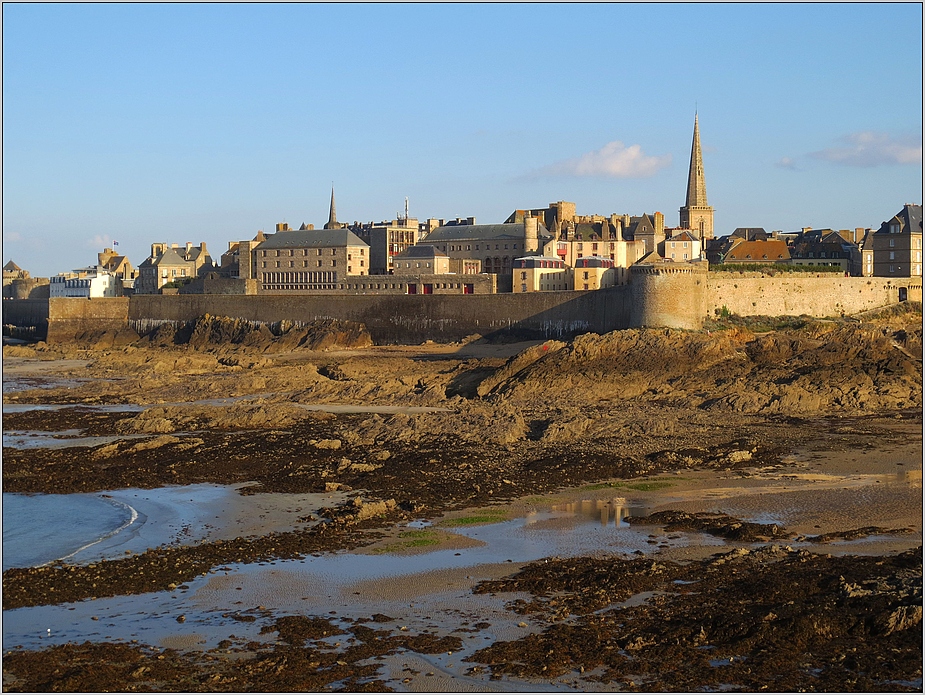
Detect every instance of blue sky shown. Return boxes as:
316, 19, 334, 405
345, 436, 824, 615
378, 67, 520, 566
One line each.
3, 2, 922, 277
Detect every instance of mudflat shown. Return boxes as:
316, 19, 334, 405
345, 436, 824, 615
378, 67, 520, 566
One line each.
2, 308, 922, 691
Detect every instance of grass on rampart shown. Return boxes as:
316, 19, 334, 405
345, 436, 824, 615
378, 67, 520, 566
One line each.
709, 263, 844, 274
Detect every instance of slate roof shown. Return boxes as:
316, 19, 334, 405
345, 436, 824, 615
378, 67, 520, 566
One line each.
876, 204, 923, 235
256, 229, 368, 250
424, 222, 551, 243
3, 260, 22, 272
668, 230, 700, 242
396, 245, 448, 259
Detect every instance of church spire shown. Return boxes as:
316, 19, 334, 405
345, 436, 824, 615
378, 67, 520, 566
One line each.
685, 113, 708, 208
679, 113, 714, 242
324, 186, 339, 229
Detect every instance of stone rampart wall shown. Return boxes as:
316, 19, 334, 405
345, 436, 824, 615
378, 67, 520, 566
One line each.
45, 297, 130, 343
629, 264, 707, 330
706, 276, 907, 318
128, 290, 632, 344
5, 272, 917, 345
2, 298, 50, 338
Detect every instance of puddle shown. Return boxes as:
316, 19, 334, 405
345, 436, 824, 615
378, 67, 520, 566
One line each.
2, 430, 151, 450
2, 403, 145, 414
2, 377, 91, 393
2, 484, 351, 571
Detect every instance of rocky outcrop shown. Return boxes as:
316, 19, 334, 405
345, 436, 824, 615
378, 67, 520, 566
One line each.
142, 315, 372, 352
476, 320, 922, 416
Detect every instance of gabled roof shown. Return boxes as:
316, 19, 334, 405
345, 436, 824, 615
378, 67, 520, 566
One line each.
627, 214, 655, 237
3, 260, 22, 272
424, 222, 551, 243
876, 204, 923, 235
153, 247, 191, 266
668, 230, 700, 242
256, 229, 368, 250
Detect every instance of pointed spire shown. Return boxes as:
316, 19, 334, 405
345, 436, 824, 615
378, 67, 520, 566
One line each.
685, 113, 708, 208
324, 186, 338, 229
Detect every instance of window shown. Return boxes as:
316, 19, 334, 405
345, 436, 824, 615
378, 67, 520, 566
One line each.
890, 252, 895, 260
890, 239, 895, 247
332, 260, 337, 266
317, 260, 322, 267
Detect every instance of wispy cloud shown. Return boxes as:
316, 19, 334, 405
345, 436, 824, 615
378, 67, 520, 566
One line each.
775, 156, 800, 171
88, 234, 111, 248
809, 131, 922, 167
4, 231, 23, 243
525, 141, 672, 179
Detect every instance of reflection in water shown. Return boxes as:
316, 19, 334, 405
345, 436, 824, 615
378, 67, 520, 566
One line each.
551, 497, 648, 528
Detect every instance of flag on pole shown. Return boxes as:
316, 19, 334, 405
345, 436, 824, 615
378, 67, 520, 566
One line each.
113, 240, 119, 246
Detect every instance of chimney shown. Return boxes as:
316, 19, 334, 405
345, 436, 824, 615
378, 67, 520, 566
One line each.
186, 242, 192, 253
654, 211, 665, 237
524, 212, 539, 253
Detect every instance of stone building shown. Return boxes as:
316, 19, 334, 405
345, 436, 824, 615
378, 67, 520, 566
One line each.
660, 230, 702, 263
679, 114, 714, 242
49, 266, 120, 298
573, 255, 617, 290
254, 228, 369, 292
135, 242, 215, 294
97, 248, 137, 290
352, 215, 421, 275
220, 229, 269, 280
512, 256, 571, 293
392, 245, 450, 275
868, 204, 923, 279
418, 216, 551, 292
788, 230, 859, 274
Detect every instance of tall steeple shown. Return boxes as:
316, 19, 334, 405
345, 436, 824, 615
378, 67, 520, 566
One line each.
324, 187, 340, 229
679, 113, 714, 242
685, 113, 708, 208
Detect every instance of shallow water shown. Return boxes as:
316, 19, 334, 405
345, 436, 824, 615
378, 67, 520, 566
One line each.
2, 430, 151, 450
1, 489, 727, 654
1, 484, 347, 571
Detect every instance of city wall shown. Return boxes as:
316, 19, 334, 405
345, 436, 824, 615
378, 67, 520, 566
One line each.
705, 275, 915, 318
44, 298, 131, 343
4, 272, 916, 345
128, 290, 633, 344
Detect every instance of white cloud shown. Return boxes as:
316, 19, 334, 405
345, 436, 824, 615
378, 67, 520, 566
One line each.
528, 141, 672, 179
809, 131, 922, 167
775, 156, 800, 171
4, 231, 23, 243
88, 234, 111, 248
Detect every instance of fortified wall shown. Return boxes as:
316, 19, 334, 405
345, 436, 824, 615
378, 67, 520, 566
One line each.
705, 273, 917, 319
4, 270, 917, 344
128, 290, 633, 344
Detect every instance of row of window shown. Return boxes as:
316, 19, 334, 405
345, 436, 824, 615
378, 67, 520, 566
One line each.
260, 248, 365, 257
262, 259, 365, 269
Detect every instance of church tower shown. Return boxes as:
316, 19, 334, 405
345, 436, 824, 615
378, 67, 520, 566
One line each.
679, 114, 714, 241
323, 187, 341, 229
